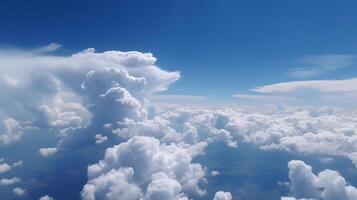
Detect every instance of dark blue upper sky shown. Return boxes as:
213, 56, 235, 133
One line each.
1, 0, 357, 99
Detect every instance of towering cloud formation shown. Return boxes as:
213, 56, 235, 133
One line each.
0, 47, 179, 148
0, 46, 181, 199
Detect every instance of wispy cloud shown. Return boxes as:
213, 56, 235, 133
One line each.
288, 55, 356, 78
252, 78, 357, 93
32, 43, 62, 54
235, 78, 357, 107
232, 93, 297, 101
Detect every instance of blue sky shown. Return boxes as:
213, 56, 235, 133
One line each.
2, 0, 357, 102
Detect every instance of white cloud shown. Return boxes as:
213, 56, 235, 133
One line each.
0, 118, 25, 145
0, 160, 22, 173
13, 187, 26, 197
152, 105, 357, 167
116, 105, 240, 147
33, 43, 62, 54
236, 77, 357, 107
0, 162, 11, 174
145, 172, 188, 200
210, 170, 220, 176
81, 167, 143, 200
0, 46, 179, 149
95, 134, 108, 144
213, 191, 232, 200
283, 160, 357, 200
0, 45, 184, 199
2, 44, 357, 199
39, 195, 55, 200
0, 177, 21, 185
39, 148, 58, 157
252, 78, 357, 94
286, 160, 320, 199
82, 136, 207, 199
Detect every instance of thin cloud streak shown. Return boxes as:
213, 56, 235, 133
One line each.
252, 78, 357, 94
287, 55, 356, 78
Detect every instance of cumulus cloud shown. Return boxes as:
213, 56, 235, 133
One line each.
0, 162, 11, 174
39, 195, 55, 200
213, 191, 232, 200
0, 44, 189, 200
88, 106, 357, 199
2, 44, 357, 199
0, 118, 27, 145
0, 46, 179, 148
114, 105, 239, 147
148, 105, 357, 167
13, 187, 26, 197
82, 136, 207, 199
285, 160, 320, 199
145, 172, 189, 200
210, 170, 220, 176
39, 148, 58, 157
0, 159, 22, 173
0, 45, 182, 198
282, 160, 357, 200
95, 134, 108, 144
0, 177, 21, 185
81, 167, 143, 200
82, 103, 357, 199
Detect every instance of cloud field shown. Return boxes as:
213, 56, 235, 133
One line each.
0, 46, 356, 200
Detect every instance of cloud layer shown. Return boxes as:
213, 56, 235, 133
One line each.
148, 105, 357, 166
1, 45, 357, 200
